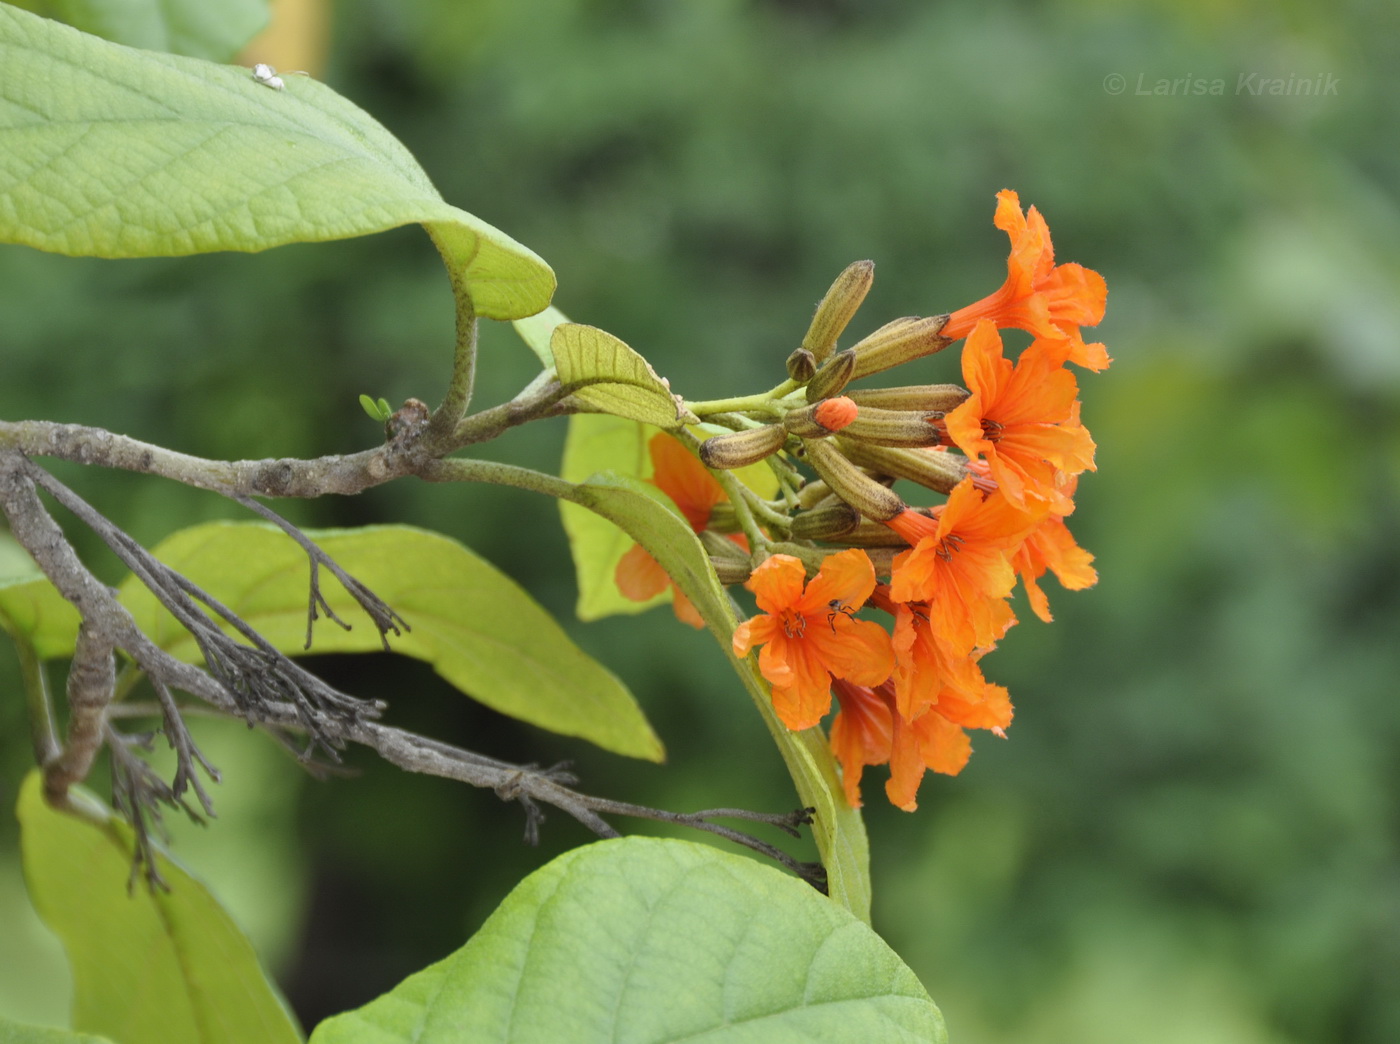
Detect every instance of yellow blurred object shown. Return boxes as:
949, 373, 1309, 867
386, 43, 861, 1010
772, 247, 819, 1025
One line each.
238, 0, 330, 78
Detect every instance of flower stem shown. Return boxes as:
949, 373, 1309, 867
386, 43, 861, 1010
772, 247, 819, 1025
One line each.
18, 638, 60, 767
686, 378, 801, 418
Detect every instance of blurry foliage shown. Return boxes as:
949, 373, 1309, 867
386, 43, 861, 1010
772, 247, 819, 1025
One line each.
2, 0, 1398, 1041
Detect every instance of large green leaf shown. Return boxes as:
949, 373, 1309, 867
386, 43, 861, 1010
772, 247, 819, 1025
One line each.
309, 837, 944, 1044
558, 415, 669, 621
16, 772, 303, 1044
559, 474, 871, 919
0, 6, 554, 319
12, 0, 268, 60
0, 1017, 114, 1044
551, 324, 690, 429
0, 532, 82, 660
120, 522, 663, 761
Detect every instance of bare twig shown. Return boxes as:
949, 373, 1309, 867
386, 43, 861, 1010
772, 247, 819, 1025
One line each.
229, 493, 409, 650
43, 622, 115, 804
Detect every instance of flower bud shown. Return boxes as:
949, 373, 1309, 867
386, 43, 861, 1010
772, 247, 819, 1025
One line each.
845, 384, 970, 412
837, 439, 969, 495
801, 438, 905, 522
698, 425, 787, 470
789, 503, 860, 540
796, 479, 836, 510
710, 557, 754, 585
700, 531, 752, 584
803, 261, 874, 362
786, 348, 817, 383
827, 520, 919, 547
848, 315, 951, 380
783, 397, 857, 439
837, 405, 945, 448
805, 349, 857, 403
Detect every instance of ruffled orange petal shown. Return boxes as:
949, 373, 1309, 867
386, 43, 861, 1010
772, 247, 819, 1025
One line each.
885, 708, 928, 811
615, 543, 670, 602
914, 711, 974, 777
830, 679, 894, 808
798, 548, 878, 617
935, 681, 1013, 732
671, 589, 705, 629
766, 633, 838, 729
807, 617, 894, 688
648, 433, 724, 530
732, 613, 782, 657
744, 554, 808, 616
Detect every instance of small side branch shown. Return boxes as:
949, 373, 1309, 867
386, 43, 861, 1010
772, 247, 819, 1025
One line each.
43, 622, 115, 804
230, 493, 410, 650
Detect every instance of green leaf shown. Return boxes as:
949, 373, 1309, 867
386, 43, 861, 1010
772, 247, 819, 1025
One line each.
309, 837, 944, 1044
559, 474, 872, 920
0, 1016, 114, 1044
22, 0, 269, 60
0, 6, 554, 319
120, 522, 663, 761
551, 324, 692, 429
558, 415, 670, 621
357, 394, 385, 421
0, 575, 82, 661
16, 772, 303, 1044
511, 303, 568, 368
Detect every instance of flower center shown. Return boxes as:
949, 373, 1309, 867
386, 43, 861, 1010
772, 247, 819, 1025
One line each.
780, 607, 807, 638
935, 533, 965, 561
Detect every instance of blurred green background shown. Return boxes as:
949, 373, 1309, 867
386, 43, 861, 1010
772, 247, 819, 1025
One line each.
3, 0, 1399, 1041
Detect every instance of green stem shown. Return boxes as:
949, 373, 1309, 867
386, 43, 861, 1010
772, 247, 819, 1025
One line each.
424, 445, 870, 916
686, 377, 802, 418
738, 486, 793, 531
424, 264, 479, 449
18, 639, 59, 767
421, 457, 576, 500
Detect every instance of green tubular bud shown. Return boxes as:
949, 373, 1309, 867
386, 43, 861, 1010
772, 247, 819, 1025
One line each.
763, 541, 837, 576
805, 349, 857, 402
699, 424, 787, 469
802, 438, 905, 521
783, 404, 834, 439
828, 521, 915, 548
848, 315, 951, 380
705, 502, 739, 532
796, 478, 835, 510
786, 347, 817, 383
789, 503, 860, 540
803, 260, 874, 362
700, 531, 752, 584
845, 384, 971, 412
839, 405, 945, 448
863, 547, 899, 578
711, 557, 755, 585
837, 438, 969, 495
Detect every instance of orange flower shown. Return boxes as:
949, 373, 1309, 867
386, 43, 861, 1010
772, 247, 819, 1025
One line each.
616, 433, 741, 628
942, 321, 1097, 512
1013, 476, 1098, 623
832, 670, 1012, 809
884, 479, 1043, 654
732, 550, 894, 730
943, 190, 1110, 371
885, 707, 975, 811
830, 678, 894, 808
889, 599, 1003, 721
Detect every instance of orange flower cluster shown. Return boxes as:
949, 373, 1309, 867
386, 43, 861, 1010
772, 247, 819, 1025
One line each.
618, 190, 1107, 810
